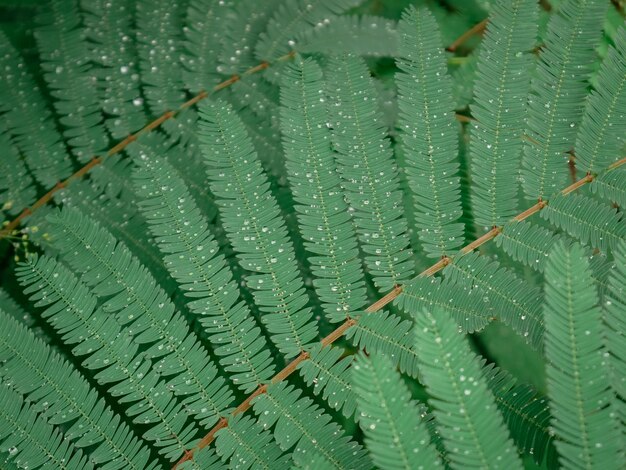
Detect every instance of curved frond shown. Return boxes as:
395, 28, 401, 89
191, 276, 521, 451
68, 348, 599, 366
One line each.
253, 382, 372, 469
198, 99, 318, 358
443, 252, 545, 349
0, 31, 72, 187
280, 56, 367, 323
35, 0, 108, 162
0, 386, 92, 470
396, 6, 464, 257
540, 192, 626, 252
543, 242, 622, 468
351, 353, 443, 470
469, 0, 538, 226
575, 27, 626, 173
413, 308, 523, 470
521, 0, 608, 199
589, 167, 626, 208
326, 53, 414, 291
133, 153, 276, 393
214, 414, 291, 469
0, 311, 156, 470
46, 208, 234, 428
0, 132, 36, 217
15, 254, 200, 462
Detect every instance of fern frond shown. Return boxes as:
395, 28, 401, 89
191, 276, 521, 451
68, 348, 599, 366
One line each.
482, 362, 557, 467
589, 167, 626, 207
15, 254, 200, 461
46, 208, 234, 427
214, 414, 291, 469
133, 153, 276, 393
253, 382, 372, 469
540, 192, 626, 252
346, 310, 420, 378
255, 0, 362, 62
0, 386, 92, 470
0, 31, 72, 187
81, 0, 146, 139
326, 53, 414, 291
181, 0, 232, 93
399, 276, 493, 333
0, 311, 156, 469
351, 353, 443, 469
198, 99, 318, 358
178, 447, 224, 470
604, 241, 626, 431
469, 0, 538, 226
136, 0, 186, 114
297, 344, 356, 418
575, 27, 626, 173
495, 220, 562, 272
0, 132, 35, 217
396, 6, 464, 257
413, 308, 524, 470
280, 56, 367, 323
521, 0, 608, 199
543, 242, 622, 468
35, 0, 108, 162
299, 16, 399, 57
443, 252, 545, 349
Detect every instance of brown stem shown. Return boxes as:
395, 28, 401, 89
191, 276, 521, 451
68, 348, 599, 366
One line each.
446, 18, 488, 52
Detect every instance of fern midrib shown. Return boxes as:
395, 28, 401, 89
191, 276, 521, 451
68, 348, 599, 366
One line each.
562, 250, 593, 469
412, 16, 449, 254
224, 424, 273, 470
428, 315, 492, 469
308, 356, 353, 399
59, 217, 223, 420
264, 392, 347, 469
341, 66, 403, 286
296, 66, 354, 316
26, 261, 190, 458
491, 390, 550, 442
156, 183, 266, 387
213, 114, 306, 353
585, 72, 626, 172
0, 405, 73, 470
534, 1, 587, 199
0, 334, 141, 469
368, 366, 412, 469
353, 320, 416, 358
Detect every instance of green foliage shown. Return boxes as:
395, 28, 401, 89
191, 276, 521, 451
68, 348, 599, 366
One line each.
0, 0, 624, 469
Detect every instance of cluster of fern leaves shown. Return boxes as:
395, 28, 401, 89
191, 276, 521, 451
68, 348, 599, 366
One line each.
0, 0, 624, 469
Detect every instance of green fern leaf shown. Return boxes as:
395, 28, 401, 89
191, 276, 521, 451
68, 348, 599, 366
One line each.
574, 26, 626, 173
0, 311, 157, 469
198, 99, 318, 358
299, 16, 399, 57
413, 308, 524, 470
297, 344, 356, 418
0, 31, 72, 187
521, 0, 608, 199
326, 53, 414, 291
178, 447, 224, 470
604, 241, 626, 432
540, 192, 626, 252
0, 386, 93, 470
46, 208, 234, 428
544, 242, 622, 468
469, 0, 538, 226
253, 381, 372, 469
280, 56, 367, 322
82, 0, 146, 139
0, 131, 35, 218
396, 6, 464, 257
443, 252, 545, 349
15, 254, 201, 461
351, 353, 443, 469
346, 310, 420, 378
590, 167, 626, 208
133, 153, 276, 393
399, 276, 493, 333
35, 0, 108, 162
214, 414, 291, 469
